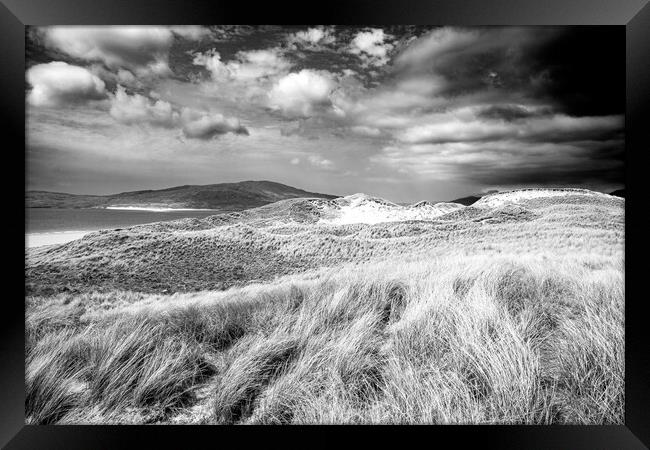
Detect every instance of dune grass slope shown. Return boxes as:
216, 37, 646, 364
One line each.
26, 254, 623, 424
25, 189, 624, 424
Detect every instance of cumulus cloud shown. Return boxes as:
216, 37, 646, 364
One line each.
288, 26, 336, 49
329, 26, 623, 154
192, 50, 229, 79
86, 64, 145, 90
193, 48, 292, 83
42, 26, 175, 77
339, 23, 625, 190
26, 26, 625, 197
348, 28, 394, 67
27, 61, 106, 107
268, 69, 337, 118
109, 86, 178, 128
180, 108, 249, 140
331, 28, 548, 131
191, 47, 295, 107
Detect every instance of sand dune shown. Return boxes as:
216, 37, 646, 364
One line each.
316, 194, 465, 225
25, 188, 625, 425
26, 188, 623, 296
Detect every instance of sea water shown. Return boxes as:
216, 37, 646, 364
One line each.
25, 207, 222, 248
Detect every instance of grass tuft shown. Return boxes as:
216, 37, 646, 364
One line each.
26, 255, 623, 424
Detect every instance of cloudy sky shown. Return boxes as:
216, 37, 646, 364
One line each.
26, 25, 624, 202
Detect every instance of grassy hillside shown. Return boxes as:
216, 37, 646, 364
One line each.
26, 180, 337, 210
26, 191, 108, 209
25, 189, 624, 424
26, 189, 623, 296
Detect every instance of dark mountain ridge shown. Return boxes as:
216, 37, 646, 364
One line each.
450, 195, 482, 206
27, 180, 338, 210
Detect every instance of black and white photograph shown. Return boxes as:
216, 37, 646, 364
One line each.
24, 24, 625, 425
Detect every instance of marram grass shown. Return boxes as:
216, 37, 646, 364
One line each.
26, 254, 623, 424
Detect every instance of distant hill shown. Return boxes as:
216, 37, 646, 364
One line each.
26, 180, 338, 210
450, 195, 482, 206
609, 189, 625, 198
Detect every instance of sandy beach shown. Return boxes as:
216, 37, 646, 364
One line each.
26, 230, 92, 248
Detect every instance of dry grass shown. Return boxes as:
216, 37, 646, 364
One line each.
25, 191, 624, 424
26, 254, 624, 424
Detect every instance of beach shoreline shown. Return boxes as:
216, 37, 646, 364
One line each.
26, 230, 93, 248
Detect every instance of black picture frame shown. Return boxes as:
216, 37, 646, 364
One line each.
4, 0, 649, 448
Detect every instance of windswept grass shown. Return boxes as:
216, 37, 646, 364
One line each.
26, 254, 624, 424
25, 191, 624, 423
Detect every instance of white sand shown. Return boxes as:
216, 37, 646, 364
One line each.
26, 231, 92, 248
317, 194, 464, 225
